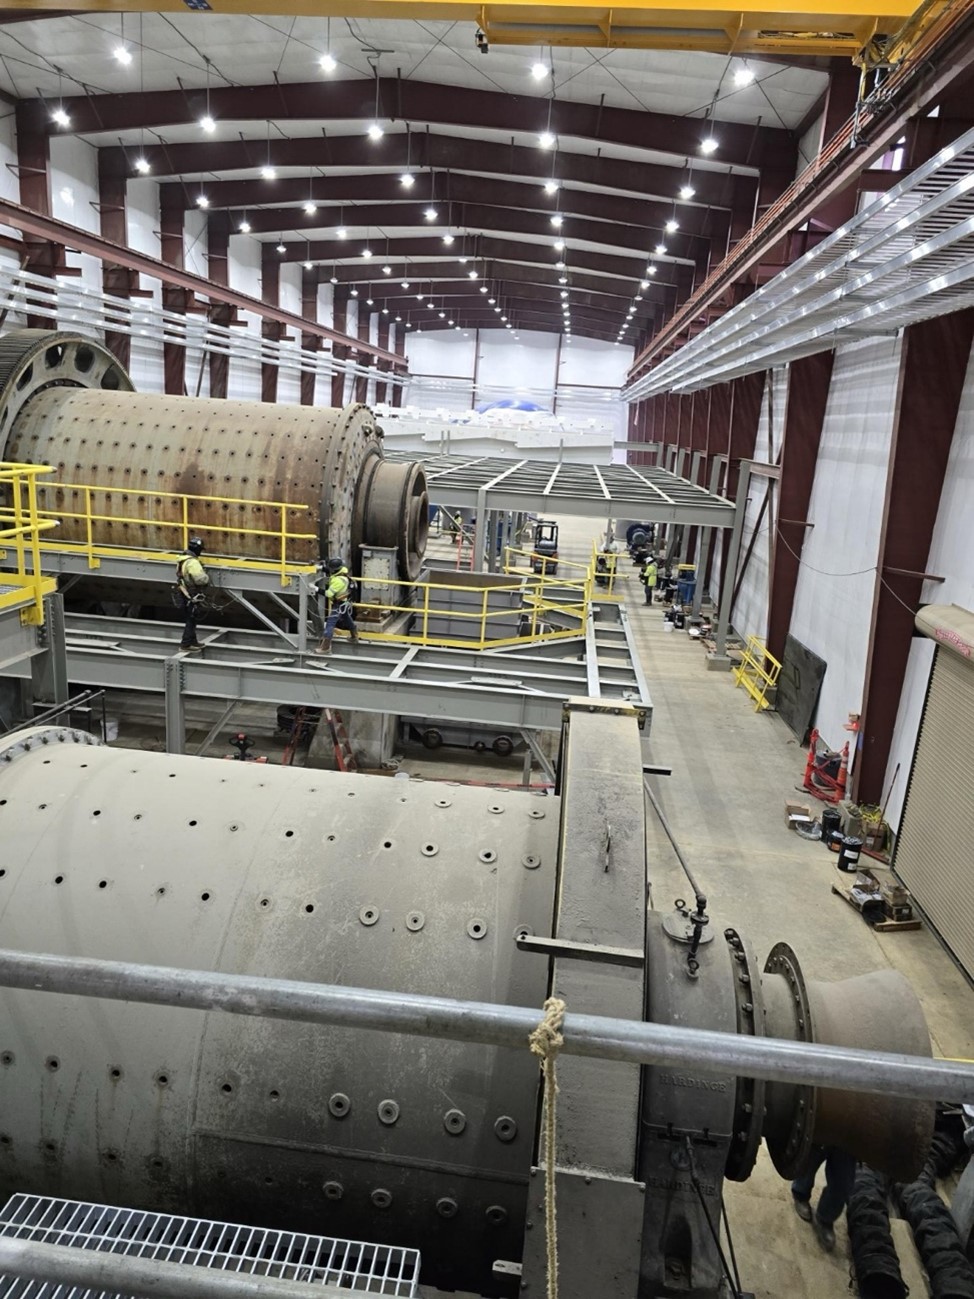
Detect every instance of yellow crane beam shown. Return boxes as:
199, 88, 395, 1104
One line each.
4, 0, 919, 58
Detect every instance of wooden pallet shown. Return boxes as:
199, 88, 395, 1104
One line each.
831, 882, 922, 931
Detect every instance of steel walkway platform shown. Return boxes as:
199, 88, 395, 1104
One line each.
56, 603, 651, 754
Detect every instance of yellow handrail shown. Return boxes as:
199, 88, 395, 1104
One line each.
0, 461, 59, 625
25, 477, 318, 587
350, 567, 593, 651
732, 635, 782, 711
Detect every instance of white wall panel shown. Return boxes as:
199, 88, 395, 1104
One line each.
884, 336, 974, 829
49, 136, 101, 308
789, 337, 901, 752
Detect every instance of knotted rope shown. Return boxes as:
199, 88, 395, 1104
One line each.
529, 996, 566, 1299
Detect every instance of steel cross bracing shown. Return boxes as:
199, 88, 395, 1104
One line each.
625, 124, 974, 399
386, 453, 734, 525
53, 610, 651, 741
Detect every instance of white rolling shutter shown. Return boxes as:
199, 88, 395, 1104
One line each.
895, 622, 974, 978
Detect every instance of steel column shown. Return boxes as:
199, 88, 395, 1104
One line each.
299, 266, 319, 408
160, 197, 187, 397
855, 309, 974, 802
206, 212, 232, 400
164, 655, 186, 755
97, 159, 131, 371
261, 248, 281, 405
693, 456, 727, 616
331, 288, 348, 406
28, 593, 67, 707
766, 350, 834, 662
353, 305, 370, 405
0, 948, 968, 1103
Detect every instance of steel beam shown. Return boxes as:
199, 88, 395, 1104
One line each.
163, 655, 186, 755
46, 79, 787, 171
104, 132, 744, 213
766, 351, 834, 663
0, 947, 968, 1105
164, 172, 727, 241
62, 613, 651, 732
855, 309, 974, 802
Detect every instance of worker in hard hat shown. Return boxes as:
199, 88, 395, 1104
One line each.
451, 510, 464, 538
314, 557, 360, 655
175, 538, 209, 653
641, 555, 658, 605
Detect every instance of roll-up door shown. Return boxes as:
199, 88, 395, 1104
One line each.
894, 605, 974, 979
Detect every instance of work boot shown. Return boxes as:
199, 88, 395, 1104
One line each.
314, 637, 333, 655
349, 629, 360, 643
813, 1216, 836, 1252
180, 643, 203, 654
792, 1196, 812, 1224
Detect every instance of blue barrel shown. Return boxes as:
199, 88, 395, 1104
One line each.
677, 577, 696, 604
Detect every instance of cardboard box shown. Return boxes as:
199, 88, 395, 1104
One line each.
785, 800, 814, 831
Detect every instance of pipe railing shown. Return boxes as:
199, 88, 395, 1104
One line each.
0, 948, 969, 1105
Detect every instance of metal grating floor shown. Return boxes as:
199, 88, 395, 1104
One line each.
0, 1195, 420, 1297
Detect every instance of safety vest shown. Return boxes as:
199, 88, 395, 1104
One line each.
176, 554, 209, 597
642, 561, 658, 588
324, 569, 351, 603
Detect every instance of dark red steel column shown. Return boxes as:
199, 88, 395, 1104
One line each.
15, 105, 55, 327
206, 212, 232, 400
300, 267, 320, 408
97, 159, 133, 370
766, 351, 835, 662
374, 319, 390, 405
855, 309, 974, 802
160, 196, 187, 396
353, 307, 370, 405
331, 289, 349, 407
260, 247, 281, 405
719, 370, 765, 585
684, 388, 711, 563
390, 326, 405, 408
702, 381, 732, 592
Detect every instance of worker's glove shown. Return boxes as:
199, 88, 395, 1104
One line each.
190, 592, 205, 605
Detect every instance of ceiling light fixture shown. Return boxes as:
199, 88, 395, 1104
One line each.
679, 183, 695, 201
320, 52, 337, 73
424, 207, 438, 221
366, 298, 374, 306
261, 164, 277, 181
468, 270, 478, 279
350, 288, 358, 296
655, 243, 667, 256
551, 215, 563, 229
336, 226, 348, 240
367, 123, 384, 142
699, 136, 718, 155
665, 218, 679, 234
113, 44, 132, 66
400, 172, 415, 188
276, 241, 286, 254
362, 248, 373, 259
52, 107, 71, 129
734, 64, 755, 87
401, 281, 410, 288
538, 131, 555, 150
382, 265, 392, 275
303, 260, 312, 270
134, 157, 150, 175
554, 240, 565, 252
442, 234, 454, 245
555, 260, 565, 269
543, 179, 559, 195
647, 265, 657, 275
196, 193, 209, 209
304, 200, 317, 215
238, 218, 251, 233
640, 279, 649, 289
200, 114, 215, 134
367, 55, 384, 141
531, 60, 549, 80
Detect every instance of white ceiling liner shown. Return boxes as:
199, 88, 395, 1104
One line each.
0, 11, 827, 132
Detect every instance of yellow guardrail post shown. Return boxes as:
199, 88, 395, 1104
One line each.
11, 469, 25, 579
480, 586, 489, 650
421, 581, 430, 645
25, 470, 43, 625
180, 495, 189, 554
279, 506, 288, 587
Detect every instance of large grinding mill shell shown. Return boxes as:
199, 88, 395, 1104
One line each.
0, 727, 556, 1295
0, 330, 428, 579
